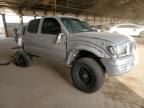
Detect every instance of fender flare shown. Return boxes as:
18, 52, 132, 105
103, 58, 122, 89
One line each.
67, 45, 110, 65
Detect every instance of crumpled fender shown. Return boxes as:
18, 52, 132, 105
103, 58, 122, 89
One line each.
67, 45, 110, 65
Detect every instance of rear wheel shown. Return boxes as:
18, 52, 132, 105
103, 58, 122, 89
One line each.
13, 51, 32, 67
71, 58, 105, 93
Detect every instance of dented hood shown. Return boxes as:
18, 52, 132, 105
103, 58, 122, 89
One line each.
72, 32, 135, 45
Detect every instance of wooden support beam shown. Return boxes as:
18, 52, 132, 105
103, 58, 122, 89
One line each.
2, 14, 8, 37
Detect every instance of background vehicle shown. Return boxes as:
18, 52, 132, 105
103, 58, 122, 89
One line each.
109, 23, 144, 37
95, 24, 110, 32
90, 25, 98, 31
14, 16, 137, 93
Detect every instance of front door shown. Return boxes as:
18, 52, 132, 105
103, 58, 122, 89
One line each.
37, 18, 66, 61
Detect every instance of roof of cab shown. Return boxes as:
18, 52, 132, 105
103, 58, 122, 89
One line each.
42, 15, 78, 19
28, 15, 79, 24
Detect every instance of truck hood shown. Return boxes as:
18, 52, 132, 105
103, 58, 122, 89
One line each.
72, 32, 135, 45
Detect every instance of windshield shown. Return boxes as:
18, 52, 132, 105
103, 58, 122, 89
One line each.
61, 18, 93, 33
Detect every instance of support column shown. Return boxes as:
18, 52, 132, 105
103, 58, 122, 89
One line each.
19, 15, 23, 24
2, 14, 8, 37
34, 15, 37, 19
86, 14, 88, 22
18, 9, 23, 24
100, 16, 103, 24
33, 10, 37, 19
44, 10, 47, 16
54, 0, 56, 16
113, 16, 115, 22
94, 16, 96, 25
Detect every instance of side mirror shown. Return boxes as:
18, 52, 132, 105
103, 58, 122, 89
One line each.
56, 33, 64, 44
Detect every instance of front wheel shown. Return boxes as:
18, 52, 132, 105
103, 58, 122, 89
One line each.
71, 58, 105, 93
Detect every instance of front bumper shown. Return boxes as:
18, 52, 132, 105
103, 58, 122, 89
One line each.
101, 55, 135, 76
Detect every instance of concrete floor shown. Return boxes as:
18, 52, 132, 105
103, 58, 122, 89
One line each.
0, 37, 144, 108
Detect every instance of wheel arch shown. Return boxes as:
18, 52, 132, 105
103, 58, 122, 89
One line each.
67, 46, 109, 71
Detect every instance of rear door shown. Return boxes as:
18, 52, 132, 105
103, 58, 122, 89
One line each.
23, 19, 40, 54
37, 17, 66, 61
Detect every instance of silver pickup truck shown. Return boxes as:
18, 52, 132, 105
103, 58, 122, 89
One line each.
14, 16, 136, 93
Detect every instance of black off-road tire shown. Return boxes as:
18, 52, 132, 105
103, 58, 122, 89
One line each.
13, 51, 32, 67
71, 58, 104, 93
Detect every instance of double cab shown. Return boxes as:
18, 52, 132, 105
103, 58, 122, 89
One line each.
15, 16, 136, 93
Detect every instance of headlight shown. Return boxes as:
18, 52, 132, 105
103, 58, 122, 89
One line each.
107, 45, 127, 55
117, 45, 127, 55
107, 46, 117, 54
107, 42, 135, 56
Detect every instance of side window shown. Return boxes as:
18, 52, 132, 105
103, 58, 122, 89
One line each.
117, 25, 139, 29
27, 19, 40, 33
127, 25, 139, 29
41, 18, 61, 34
117, 25, 127, 28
